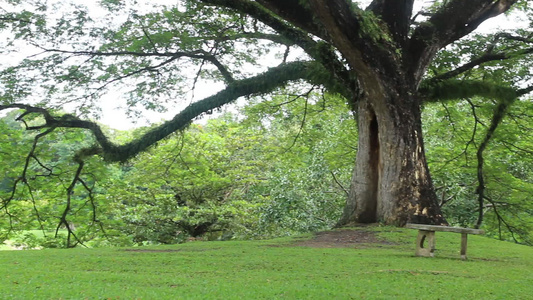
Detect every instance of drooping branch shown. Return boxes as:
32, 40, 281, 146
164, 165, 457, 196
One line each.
483, 195, 520, 243
57, 160, 86, 248
282, 87, 315, 152
420, 78, 529, 230
0, 117, 78, 245
470, 84, 533, 229
422, 82, 530, 227
0, 119, 58, 211
474, 96, 516, 228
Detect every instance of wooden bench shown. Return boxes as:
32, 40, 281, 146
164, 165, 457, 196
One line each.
405, 223, 484, 260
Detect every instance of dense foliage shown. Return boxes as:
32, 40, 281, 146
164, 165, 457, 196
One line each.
1, 94, 358, 246
1, 91, 531, 247
423, 99, 533, 244
1, 1, 532, 247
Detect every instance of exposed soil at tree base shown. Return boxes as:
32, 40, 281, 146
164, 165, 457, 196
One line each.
293, 229, 396, 248
121, 227, 397, 252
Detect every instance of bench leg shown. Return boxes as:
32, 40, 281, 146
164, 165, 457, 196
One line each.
461, 233, 468, 260
415, 230, 435, 257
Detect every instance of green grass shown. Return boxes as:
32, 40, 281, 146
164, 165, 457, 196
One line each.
0, 227, 531, 299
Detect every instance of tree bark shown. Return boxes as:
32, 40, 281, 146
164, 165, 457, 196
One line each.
255, 0, 516, 228
338, 86, 447, 226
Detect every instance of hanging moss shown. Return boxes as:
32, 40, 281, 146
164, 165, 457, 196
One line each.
90, 61, 329, 163
420, 79, 518, 103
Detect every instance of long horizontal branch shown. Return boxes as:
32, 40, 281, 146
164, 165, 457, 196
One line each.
517, 85, 533, 97
429, 47, 533, 82
35, 47, 206, 58
408, 0, 518, 83
35, 46, 235, 83
0, 16, 32, 24
1, 61, 326, 163
420, 80, 526, 103
216, 32, 293, 46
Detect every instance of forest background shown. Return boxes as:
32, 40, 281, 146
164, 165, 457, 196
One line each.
0, 0, 532, 249
2, 90, 531, 248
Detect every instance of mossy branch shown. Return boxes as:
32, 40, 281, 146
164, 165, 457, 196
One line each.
420, 80, 519, 103
1, 61, 330, 163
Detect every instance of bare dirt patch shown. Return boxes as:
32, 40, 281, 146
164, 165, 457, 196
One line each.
294, 229, 396, 248
121, 228, 397, 251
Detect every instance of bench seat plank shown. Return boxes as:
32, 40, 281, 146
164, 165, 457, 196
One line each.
406, 223, 484, 235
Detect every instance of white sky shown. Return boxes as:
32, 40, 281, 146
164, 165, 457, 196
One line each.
1, 1, 529, 130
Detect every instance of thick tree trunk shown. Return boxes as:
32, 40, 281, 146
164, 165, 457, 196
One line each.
338, 88, 447, 226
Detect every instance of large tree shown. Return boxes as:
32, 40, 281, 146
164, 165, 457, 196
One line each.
1, 0, 532, 231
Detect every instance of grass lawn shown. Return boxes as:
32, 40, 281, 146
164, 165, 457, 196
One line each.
0, 226, 531, 299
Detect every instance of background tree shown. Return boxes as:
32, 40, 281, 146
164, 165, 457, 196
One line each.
423, 95, 533, 244
102, 93, 355, 243
1, 0, 532, 237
